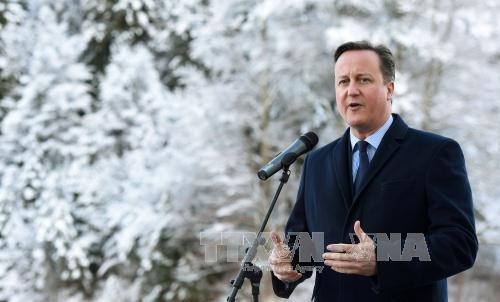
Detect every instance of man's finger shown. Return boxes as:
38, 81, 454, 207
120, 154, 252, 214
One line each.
322, 252, 355, 261
326, 243, 354, 253
269, 253, 292, 265
324, 260, 362, 270
270, 231, 283, 246
354, 220, 369, 242
354, 220, 364, 241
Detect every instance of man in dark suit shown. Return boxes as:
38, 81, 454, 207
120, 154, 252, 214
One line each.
268, 41, 478, 301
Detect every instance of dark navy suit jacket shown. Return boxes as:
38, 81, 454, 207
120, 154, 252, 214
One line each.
272, 114, 478, 301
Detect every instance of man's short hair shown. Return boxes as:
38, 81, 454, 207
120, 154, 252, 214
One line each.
334, 41, 395, 83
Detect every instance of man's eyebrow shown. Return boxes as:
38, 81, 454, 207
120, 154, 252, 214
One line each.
334, 74, 372, 83
356, 73, 373, 77
335, 73, 373, 78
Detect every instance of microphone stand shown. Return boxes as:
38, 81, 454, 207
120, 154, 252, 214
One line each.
227, 164, 292, 302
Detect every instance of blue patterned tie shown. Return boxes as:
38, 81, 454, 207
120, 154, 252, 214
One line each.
354, 141, 369, 195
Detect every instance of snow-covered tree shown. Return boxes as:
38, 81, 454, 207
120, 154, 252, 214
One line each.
0, 3, 94, 300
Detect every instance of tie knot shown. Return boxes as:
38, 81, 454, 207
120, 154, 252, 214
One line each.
357, 140, 368, 152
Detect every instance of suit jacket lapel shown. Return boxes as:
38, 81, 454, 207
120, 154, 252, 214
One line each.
352, 114, 409, 203
332, 129, 353, 209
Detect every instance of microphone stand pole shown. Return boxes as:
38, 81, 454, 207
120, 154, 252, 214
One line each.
227, 165, 291, 302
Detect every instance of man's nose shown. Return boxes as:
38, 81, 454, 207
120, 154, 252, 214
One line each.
347, 82, 360, 96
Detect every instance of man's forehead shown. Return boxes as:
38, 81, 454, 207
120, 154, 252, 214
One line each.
334, 50, 381, 76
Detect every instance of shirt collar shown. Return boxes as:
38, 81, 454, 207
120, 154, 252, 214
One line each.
350, 114, 393, 151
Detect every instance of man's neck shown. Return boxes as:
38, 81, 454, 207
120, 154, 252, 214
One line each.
351, 114, 392, 140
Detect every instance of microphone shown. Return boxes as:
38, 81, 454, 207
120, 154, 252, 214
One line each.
258, 132, 318, 180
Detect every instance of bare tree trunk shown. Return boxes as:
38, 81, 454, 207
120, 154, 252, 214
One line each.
420, 0, 456, 130
253, 19, 279, 301
420, 58, 442, 131
451, 272, 465, 302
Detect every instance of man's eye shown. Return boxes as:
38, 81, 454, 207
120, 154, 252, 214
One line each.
360, 78, 371, 83
338, 79, 348, 85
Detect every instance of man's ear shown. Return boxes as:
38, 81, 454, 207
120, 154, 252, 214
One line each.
386, 81, 394, 101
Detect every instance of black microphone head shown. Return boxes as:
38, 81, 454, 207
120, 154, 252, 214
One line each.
300, 132, 319, 150
257, 131, 318, 181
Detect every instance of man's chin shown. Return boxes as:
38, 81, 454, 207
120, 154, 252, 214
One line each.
346, 117, 368, 130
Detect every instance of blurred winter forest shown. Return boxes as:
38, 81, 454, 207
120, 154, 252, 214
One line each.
0, 0, 499, 301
